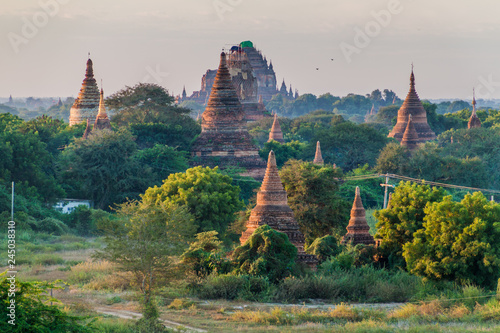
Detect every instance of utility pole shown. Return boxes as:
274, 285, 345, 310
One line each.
380, 174, 394, 209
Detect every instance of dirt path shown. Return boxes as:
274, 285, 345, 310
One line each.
95, 307, 208, 333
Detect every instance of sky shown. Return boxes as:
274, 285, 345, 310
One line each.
1, 0, 500, 100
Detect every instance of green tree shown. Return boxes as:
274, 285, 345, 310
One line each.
259, 140, 305, 168
0, 126, 64, 203
0, 274, 93, 332
95, 200, 195, 328
306, 235, 342, 263
107, 83, 200, 149
181, 231, 231, 279
403, 192, 500, 288
58, 129, 147, 209
232, 225, 297, 283
312, 121, 389, 171
374, 181, 447, 262
280, 160, 350, 243
132, 144, 188, 186
141, 166, 244, 236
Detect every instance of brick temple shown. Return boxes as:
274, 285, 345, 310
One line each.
69, 58, 100, 126
190, 52, 266, 180
388, 67, 436, 143
341, 186, 376, 246
241, 150, 318, 267
268, 114, 284, 143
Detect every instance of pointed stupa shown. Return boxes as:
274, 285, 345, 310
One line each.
268, 114, 284, 143
69, 57, 100, 126
57, 98, 62, 107
468, 89, 481, 129
341, 187, 376, 246
313, 141, 324, 165
370, 104, 375, 115
400, 114, 420, 151
82, 119, 91, 139
240, 150, 318, 267
388, 66, 436, 142
191, 52, 266, 180
8, 95, 13, 104
182, 85, 187, 100
93, 87, 112, 131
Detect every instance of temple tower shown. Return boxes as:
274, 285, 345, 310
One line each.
341, 187, 376, 246
313, 141, 324, 165
388, 67, 436, 142
191, 52, 266, 180
69, 58, 100, 126
400, 114, 419, 151
468, 89, 481, 129
93, 87, 112, 131
241, 150, 318, 266
268, 114, 284, 143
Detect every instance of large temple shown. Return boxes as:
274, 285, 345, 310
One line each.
183, 41, 297, 120
69, 58, 100, 126
241, 150, 318, 267
190, 52, 266, 180
388, 67, 436, 143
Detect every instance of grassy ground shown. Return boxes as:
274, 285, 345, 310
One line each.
3, 232, 500, 332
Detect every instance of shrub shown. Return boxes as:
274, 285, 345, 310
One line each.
34, 217, 70, 235
306, 235, 342, 263
195, 274, 271, 301
232, 225, 297, 283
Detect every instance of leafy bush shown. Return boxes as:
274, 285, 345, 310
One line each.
33, 217, 69, 235
232, 225, 297, 283
0, 273, 93, 332
306, 235, 342, 263
276, 266, 423, 303
181, 231, 231, 279
194, 274, 271, 301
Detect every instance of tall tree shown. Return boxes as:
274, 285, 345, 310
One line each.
58, 129, 147, 209
403, 192, 500, 288
95, 200, 195, 329
374, 182, 447, 262
280, 160, 350, 244
141, 166, 244, 236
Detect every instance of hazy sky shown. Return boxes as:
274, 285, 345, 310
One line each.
2, 0, 500, 100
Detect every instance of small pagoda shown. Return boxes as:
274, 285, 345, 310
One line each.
313, 141, 324, 165
468, 89, 481, 129
93, 87, 112, 131
240, 150, 318, 267
268, 114, 284, 143
191, 52, 266, 180
69, 57, 100, 126
341, 187, 375, 246
400, 114, 419, 151
388, 67, 436, 143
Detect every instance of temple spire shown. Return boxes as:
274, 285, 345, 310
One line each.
93, 83, 112, 131
468, 88, 481, 129
341, 187, 375, 246
268, 114, 284, 143
313, 141, 324, 165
